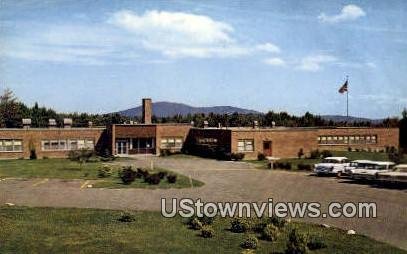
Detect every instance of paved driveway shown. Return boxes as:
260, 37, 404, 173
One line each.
0, 156, 406, 249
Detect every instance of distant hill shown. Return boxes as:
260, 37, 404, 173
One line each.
118, 101, 261, 117
320, 115, 383, 124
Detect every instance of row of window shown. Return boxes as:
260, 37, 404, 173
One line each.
0, 139, 23, 152
41, 139, 95, 151
160, 137, 183, 149
318, 135, 378, 145
237, 139, 254, 152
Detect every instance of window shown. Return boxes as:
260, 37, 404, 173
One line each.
318, 134, 378, 145
41, 139, 94, 151
237, 139, 254, 152
161, 137, 183, 149
0, 139, 23, 152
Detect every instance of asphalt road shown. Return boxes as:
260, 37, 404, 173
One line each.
0, 156, 406, 249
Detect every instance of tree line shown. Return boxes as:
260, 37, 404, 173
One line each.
0, 88, 405, 150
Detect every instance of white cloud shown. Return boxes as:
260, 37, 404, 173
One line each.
263, 57, 286, 66
109, 10, 250, 58
256, 43, 280, 53
1, 10, 281, 64
318, 4, 366, 23
297, 54, 337, 72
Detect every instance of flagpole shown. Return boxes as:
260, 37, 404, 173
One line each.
346, 76, 349, 118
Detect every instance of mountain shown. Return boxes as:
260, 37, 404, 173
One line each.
320, 115, 383, 123
118, 101, 261, 117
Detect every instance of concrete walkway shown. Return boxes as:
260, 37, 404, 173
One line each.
0, 156, 406, 250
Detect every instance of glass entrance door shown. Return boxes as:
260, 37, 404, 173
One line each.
116, 140, 128, 155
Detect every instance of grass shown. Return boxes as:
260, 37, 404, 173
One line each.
251, 151, 403, 170
0, 158, 203, 189
0, 206, 405, 254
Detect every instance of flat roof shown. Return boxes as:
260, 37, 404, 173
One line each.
0, 127, 106, 131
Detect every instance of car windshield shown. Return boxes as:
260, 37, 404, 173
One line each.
322, 159, 340, 163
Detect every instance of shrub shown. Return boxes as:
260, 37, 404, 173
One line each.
231, 153, 245, 161
231, 218, 251, 233
270, 216, 286, 229
137, 168, 149, 178
167, 174, 177, 184
297, 163, 312, 171
297, 148, 304, 159
158, 171, 168, 179
201, 225, 215, 238
200, 215, 216, 225
321, 150, 333, 158
307, 235, 327, 250
42, 156, 49, 159
29, 149, 37, 160
262, 224, 279, 241
145, 173, 161, 185
160, 149, 172, 157
348, 147, 352, 152
285, 229, 308, 254
257, 153, 266, 161
189, 217, 203, 230
273, 161, 291, 170
309, 149, 320, 159
117, 212, 136, 222
119, 167, 137, 185
241, 235, 258, 249
98, 166, 113, 178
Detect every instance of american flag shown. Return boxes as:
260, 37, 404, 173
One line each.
338, 80, 348, 94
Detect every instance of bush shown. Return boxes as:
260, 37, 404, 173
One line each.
309, 149, 320, 159
117, 212, 136, 222
231, 153, 245, 161
158, 171, 168, 179
98, 166, 113, 178
137, 168, 149, 178
29, 149, 37, 160
307, 235, 327, 250
321, 150, 333, 158
257, 153, 266, 161
297, 148, 304, 159
231, 218, 251, 233
241, 235, 258, 249
189, 217, 203, 230
273, 161, 292, 170
270, 216, 286, 229
201, 225, 215, 238
145, 173, 161, 185
167, 174, 177, 184
160, 149, 172, 157
200, 215, 216, 225
285, 229, 308, 254
262, 224, 279, 241
297, 163, 312, 171
119, 167, 137, 185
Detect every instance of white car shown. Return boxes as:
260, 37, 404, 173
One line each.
350, 161, 396, 180
314, 157, 350, 177
377, 164, 407, 183
344, 160, 375, 175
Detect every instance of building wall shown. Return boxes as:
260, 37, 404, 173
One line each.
156, 124, 192, 154
184, 128, 232, 154
229, 127, 399, 160
0, 128, 105, 159
231, 128, 318, 160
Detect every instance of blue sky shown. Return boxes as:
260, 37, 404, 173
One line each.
0, 0, 406, 118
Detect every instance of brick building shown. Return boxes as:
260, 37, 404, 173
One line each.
0, 98, 400, 159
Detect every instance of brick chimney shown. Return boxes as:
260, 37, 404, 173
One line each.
142, 98, 152, 124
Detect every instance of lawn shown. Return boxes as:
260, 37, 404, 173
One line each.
251, 151, 403, 170
0, 206, 404, 254
0, 158, 203, 189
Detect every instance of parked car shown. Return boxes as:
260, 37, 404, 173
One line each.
376, 164, 407, 183
350, 161, 396, 181
344, 160, 375, 176
314, 157, 350, 177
